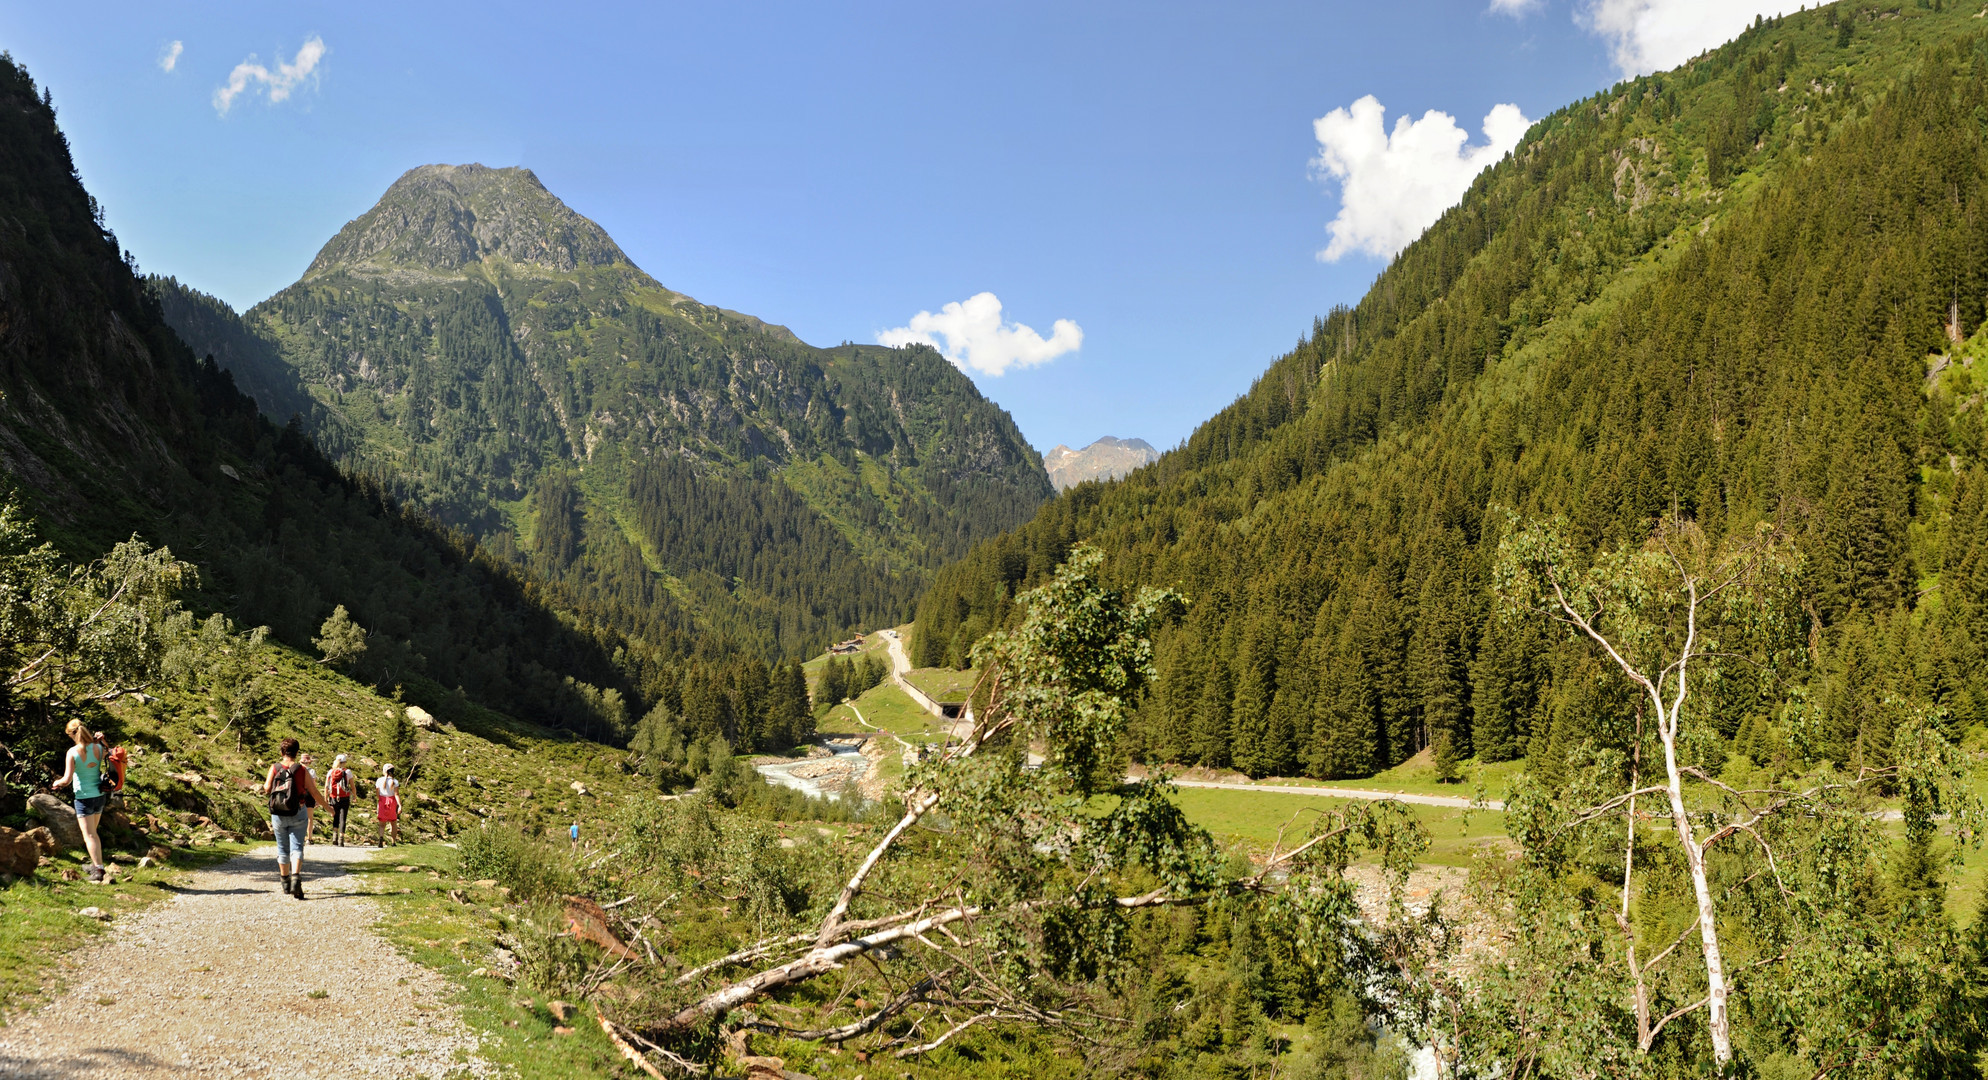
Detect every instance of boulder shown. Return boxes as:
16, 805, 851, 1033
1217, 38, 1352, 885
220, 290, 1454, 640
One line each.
0, 827, 41, 876
406, 706, 437, 730
24, 826, 56, 856
27, 793, 84, 850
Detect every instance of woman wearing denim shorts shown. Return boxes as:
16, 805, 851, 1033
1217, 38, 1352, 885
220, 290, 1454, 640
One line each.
262, 737, 325, 899
51, 719, 109, 882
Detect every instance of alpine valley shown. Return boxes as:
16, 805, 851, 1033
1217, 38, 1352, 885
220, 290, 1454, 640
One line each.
5, 4, 1988, 1079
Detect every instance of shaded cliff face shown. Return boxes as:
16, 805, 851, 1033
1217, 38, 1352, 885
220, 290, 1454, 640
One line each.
163, 164, 1054, 657
1044, 437, 1160, 490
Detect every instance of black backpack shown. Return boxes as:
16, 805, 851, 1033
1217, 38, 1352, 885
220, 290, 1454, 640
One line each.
268, 764, 301, 816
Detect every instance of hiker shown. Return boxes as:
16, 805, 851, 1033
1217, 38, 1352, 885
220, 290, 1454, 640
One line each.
262, 737, 325, 899
324, 754, 357, 847
374, 763, 401, 846
50, 720, 108, 882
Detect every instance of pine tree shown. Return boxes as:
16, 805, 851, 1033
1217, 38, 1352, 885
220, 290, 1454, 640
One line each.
1192, 654, 1234, 768
1229, 619, 1280, 777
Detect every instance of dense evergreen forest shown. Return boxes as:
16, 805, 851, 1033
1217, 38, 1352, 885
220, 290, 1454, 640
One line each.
158, 165, 1052, 662
916, 5, 1988, 782
0, 54, 829, 757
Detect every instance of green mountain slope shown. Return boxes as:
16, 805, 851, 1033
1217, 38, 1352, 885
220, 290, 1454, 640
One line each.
160, 165, 1052, 658
915, 5, 1988, 780
0, 56, 656, 747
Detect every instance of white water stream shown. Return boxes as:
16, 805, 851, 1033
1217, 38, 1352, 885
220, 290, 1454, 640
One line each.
755, 737, 870, 801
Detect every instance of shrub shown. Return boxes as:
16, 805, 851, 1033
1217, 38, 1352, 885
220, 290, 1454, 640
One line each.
457, 824, 574, 904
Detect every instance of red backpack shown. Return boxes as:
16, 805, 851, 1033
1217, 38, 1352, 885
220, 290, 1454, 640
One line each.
327, 767, 352, 799
87, 736, 126, 794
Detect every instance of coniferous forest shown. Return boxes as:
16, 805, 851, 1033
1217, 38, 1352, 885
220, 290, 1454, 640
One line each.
919, 6, 1988, 784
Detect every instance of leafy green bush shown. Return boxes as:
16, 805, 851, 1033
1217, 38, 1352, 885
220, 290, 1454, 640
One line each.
457, 824, 574, 904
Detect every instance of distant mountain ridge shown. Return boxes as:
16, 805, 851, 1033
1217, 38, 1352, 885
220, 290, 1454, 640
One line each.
1043, 436, 1159, 490
161, 164, 1053, 657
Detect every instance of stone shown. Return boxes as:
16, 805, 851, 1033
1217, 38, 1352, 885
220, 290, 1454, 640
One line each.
568, 781, 587, 796
25, 827, 56, 855
547, 1000, 573, 1022
77, 907, 107, 920
144, 845, 172, 864
406, 706, 437, 730
135, 857, 154, 869
473, 879, 498, 888
552, 1026, 575, 1036
0, 827, 40, 876
27, 794, 84, 850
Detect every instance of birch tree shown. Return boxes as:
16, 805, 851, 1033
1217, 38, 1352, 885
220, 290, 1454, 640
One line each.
1460, 514, 1986, 1076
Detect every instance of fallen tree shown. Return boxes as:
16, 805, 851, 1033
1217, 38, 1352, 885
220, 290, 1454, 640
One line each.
608, 546, 1429, 1070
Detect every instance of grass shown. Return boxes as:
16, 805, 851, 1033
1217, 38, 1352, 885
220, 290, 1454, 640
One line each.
817, 683, 948, 745
800, 626, 899, 678
84, 640, 654, 848
354, 842, 628, 1079
1166, 787, 1509, 869
0, 842, 248, 1021
901, 666, 978, 702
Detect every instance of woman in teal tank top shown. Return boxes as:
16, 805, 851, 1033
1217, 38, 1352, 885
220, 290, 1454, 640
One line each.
53, 719, 109, 881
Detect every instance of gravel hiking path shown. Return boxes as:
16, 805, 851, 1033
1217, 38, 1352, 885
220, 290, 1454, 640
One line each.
0, 843, 490, 1079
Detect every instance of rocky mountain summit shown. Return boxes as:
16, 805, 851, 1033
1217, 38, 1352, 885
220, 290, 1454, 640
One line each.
1043, 436, 1159, 489
306, 164, 630, 277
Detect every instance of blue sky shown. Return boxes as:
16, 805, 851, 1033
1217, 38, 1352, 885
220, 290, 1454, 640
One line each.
0, 1, 1789, 453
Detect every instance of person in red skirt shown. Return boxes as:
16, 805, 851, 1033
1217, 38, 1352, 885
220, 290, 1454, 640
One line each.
374, 762, 402, 846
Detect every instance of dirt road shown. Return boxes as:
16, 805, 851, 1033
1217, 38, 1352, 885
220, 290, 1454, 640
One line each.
0, 844, 488, 1079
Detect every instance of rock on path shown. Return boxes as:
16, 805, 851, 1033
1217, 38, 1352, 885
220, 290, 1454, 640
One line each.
0, 844, 490, 1079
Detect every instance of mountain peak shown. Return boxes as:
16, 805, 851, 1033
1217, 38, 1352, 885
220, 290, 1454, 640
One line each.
305, 163, 635, 278
1043, 436, 1159, 490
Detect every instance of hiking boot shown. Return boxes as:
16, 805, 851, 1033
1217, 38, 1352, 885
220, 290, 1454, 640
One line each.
86, 865, 104, 883
291, 874, 305, 900
280, 873, 291, 894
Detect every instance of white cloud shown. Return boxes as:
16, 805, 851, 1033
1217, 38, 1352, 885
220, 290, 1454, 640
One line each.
213, 35, 326, 115
1581, 1, 1804, 77
877, 292, 1082, 377
1311, 96, 1531, 262
1488, 0, 1544, 16
159, 41, 183, 73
